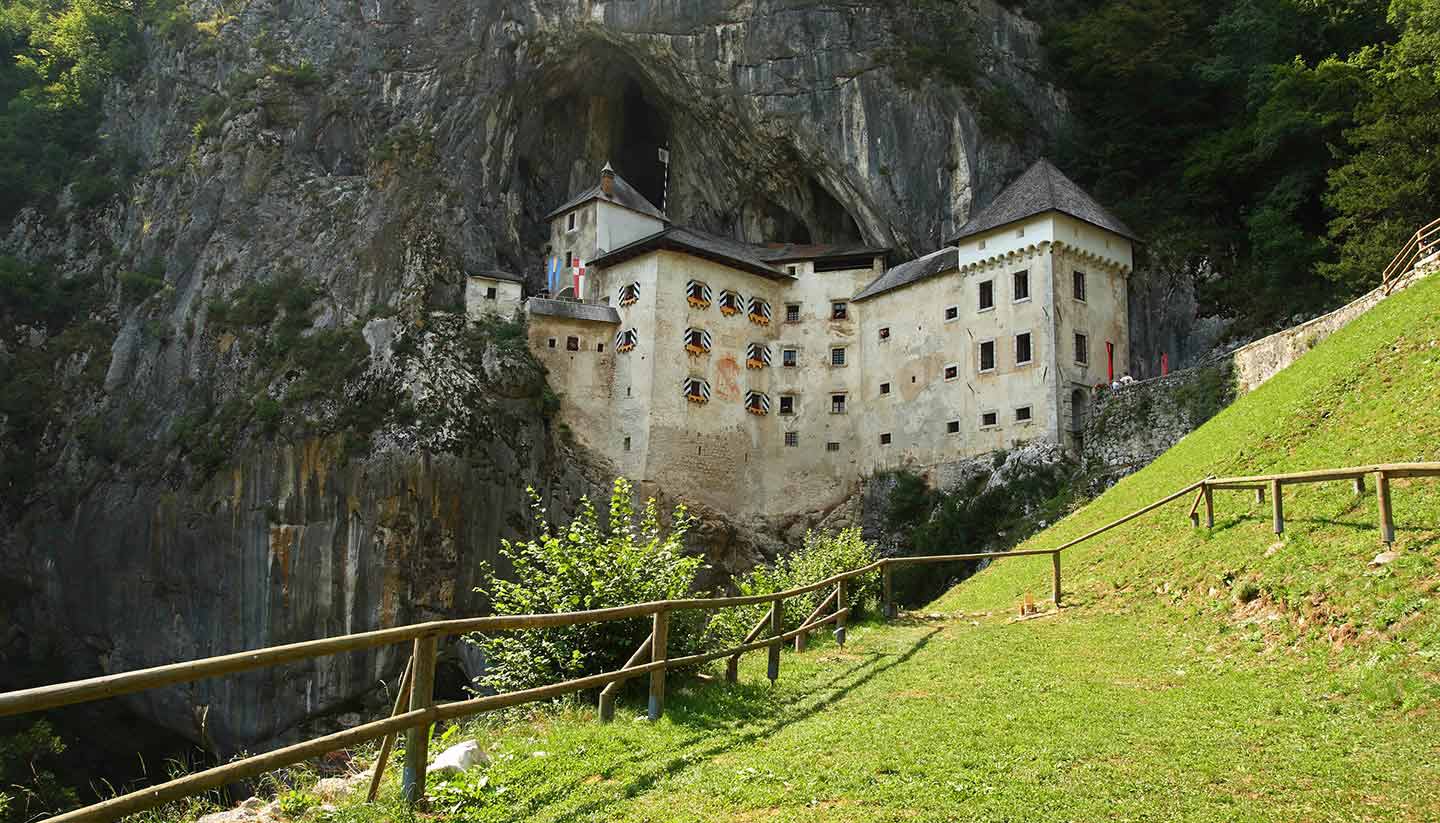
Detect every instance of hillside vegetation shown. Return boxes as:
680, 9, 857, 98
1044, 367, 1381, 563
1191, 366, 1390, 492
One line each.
254, 273, 1440, 823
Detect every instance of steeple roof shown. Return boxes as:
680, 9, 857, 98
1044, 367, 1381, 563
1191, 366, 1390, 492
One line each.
946, 159, 1138, 245
545, 166, 667, 222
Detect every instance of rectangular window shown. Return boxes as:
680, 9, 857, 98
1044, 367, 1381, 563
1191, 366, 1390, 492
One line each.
1075, 332, 1089, 365
831, 394, 847, 414
947, 420, 960, 435
597, 342, 605, 353
782, 348, 798, 368
1073, 270, 1087, 302
566, 336, 580, 351
826, 442, 841, 453
979, 280, 995, 311
944, 364, 959, 381
944, 305, 959, 322
831, 302, 848, 320
566, 213, 577, 232
779, 395, 795, 415
1013, 270, 1030, 302
784, 431, 799, 447
1016, 332, 1032, 365
979, 340, 996, 372
831, 347, 847, 367
879, 433, 892, 445
878, 326, 891, 342
623, 436, 632, 451
1016, 406, 1033, 422
485, 286, 498, 300
547, 338, 557, 349
981, 411, 999, 428
879, 382, 891, 396
786, 264, 799, 278
786, 303, 801, 323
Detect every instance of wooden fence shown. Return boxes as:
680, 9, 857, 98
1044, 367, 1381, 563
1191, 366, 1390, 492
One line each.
1382, 217, 1440, 292
1, 462, 1435, 822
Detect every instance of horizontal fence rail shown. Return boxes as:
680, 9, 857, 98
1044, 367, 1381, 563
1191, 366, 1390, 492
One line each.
1382, 217, 1440, 292
6, 462, 1438, 822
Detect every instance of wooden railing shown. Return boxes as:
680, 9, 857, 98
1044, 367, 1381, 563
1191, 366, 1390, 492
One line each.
2, 462, 1436, 822
1381, 217, 1440, 292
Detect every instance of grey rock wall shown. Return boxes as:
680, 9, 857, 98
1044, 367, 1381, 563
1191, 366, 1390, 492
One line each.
1082, 360, 1235, 480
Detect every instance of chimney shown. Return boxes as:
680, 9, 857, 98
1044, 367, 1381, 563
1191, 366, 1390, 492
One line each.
600, 162, 616, 196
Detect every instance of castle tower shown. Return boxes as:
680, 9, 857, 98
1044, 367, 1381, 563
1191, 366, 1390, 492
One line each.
544, 163, 668, 300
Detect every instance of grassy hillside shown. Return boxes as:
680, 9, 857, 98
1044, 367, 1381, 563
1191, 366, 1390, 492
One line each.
155, 275, 1440, 822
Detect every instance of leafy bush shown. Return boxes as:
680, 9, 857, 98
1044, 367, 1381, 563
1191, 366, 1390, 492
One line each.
469, 478, 703, 693
0, 721, 78, 823
709, 529, 879, 649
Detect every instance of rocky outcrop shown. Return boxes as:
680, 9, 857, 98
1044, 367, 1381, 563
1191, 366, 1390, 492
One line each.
0, 0, 1062, 758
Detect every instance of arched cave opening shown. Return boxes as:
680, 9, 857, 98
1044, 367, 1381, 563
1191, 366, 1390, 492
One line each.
613, 79, 671, 210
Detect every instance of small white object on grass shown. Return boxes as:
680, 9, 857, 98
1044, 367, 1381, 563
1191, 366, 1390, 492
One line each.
431, 740, 490, 775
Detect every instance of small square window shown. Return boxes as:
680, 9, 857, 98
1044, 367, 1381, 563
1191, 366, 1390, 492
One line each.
786, 264, 799, 278
485, 286, 498, 300
979, 280, 995, 311
831, 347, 847, 367
779, 395, 795, 415
978, 239, 987, 251
944, 364, 959, 381
786, 304, 802, 323
831, 394, 847, 414
879, 382, 891, 395
979, 340, 996, 372
623, 436, 632, 451
878, 326, 891, 342
879, 433, 892, 445
831, 302, 849, 320
1016, 406, 1033, 422
566, 336, 580, 351
566, 213, 577, 232
548, 338, 557, 349
782, 348, 798, 368
981, 411, 999, 427
784, 431, 799, 447
1016, 332, 1032, 365
826, 442, 841, 453
944, 306, 959, 322
1013, 270, 1030, 302
1074, 270, 1087, 302
1075, 332, 1089, 365
947, 420, 960, 434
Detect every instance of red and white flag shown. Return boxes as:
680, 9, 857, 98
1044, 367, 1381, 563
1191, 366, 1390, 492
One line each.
574, 260, 586, 299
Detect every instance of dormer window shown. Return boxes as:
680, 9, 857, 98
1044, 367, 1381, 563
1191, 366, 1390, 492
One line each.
566, 212, 577, 233
682, 377, 711, 405
615, 328, 639, 353
748, 297, 772, 326
746, 343, 772, 369
686, 280, 712, 309
683, 327, 712, 356
719, 289, 744, 316
619, 282, 640, 307
745, 391, 771, 416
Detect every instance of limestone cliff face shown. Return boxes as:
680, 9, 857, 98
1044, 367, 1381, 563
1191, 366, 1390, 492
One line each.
0, 0, 1060, 755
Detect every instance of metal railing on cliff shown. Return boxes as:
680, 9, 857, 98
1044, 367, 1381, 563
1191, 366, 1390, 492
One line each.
1, 461, 1435, 822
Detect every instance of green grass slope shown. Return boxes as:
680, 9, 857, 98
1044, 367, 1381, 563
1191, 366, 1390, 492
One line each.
293, 275, 1440, 823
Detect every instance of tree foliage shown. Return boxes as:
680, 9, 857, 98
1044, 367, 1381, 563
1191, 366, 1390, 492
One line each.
469, 479, 704, 693
0, 721, 77, 823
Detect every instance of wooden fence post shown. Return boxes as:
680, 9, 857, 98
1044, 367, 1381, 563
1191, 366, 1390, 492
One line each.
767, 600, 782, 683
1203, 483, 1215, 529
367, 656, 414, 802
1377, 471, 1395, 545
599, 632, 651, 723
1270, 479, 1284, 535
883, 564, 894, 619
1051, 552, 1062, 608
402, 635, 437, 806
1353, 475, 1366, 495
834, 579, 848, 647
648, 610, 669, 721
1255, 486, 1265, 505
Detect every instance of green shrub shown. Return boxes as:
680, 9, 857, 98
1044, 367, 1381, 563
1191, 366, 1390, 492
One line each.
469, 478, 702, 693
710, 529, 879, 649
120, 268, 167, 303
0, 721, 78, 823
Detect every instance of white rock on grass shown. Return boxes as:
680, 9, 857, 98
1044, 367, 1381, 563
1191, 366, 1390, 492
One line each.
430, 739, 489, 775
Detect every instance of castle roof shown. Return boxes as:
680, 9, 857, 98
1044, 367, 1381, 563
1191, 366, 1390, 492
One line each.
526, 297, 621, 324
946, 158, 1138, 245
469, 270, 524, 283
588, 226, 798, 280
544, 168, 667, 223
753, 242, 890, 263
853, 247, 959, 302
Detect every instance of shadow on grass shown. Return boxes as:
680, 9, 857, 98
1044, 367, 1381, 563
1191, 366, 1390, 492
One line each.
493, 627, 942, 822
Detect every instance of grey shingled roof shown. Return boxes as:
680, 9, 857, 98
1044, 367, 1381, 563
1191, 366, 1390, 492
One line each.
753, 242, 890, 263
946, 159, 1138, 245
587, 226, 794, 280
526, 297, 621, 324
544, 170, 667, 222
470, 270, 524, 283
853, 247, 959, 302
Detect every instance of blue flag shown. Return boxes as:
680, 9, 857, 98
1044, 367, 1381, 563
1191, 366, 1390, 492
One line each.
547, 256, 558, 293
